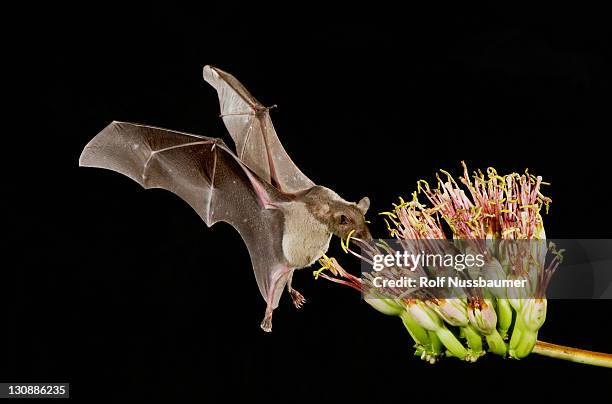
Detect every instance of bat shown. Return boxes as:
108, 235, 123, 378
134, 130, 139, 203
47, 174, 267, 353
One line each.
79, 66, 371, 332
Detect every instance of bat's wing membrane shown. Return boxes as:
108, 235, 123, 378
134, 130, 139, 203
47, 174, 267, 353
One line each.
203, 65, 315, 194
79, 121, 288, 303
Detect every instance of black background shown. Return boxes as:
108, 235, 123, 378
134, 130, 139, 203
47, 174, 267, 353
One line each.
7, 3, 612, 402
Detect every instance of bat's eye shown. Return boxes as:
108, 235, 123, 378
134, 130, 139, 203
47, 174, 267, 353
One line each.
339, 215, 349, 225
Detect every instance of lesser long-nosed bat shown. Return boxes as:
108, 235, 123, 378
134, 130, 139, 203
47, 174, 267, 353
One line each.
79, 66, 371, 331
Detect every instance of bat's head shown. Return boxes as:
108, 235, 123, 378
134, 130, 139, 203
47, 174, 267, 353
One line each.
330, 196, 372, 241
304, 186, 372, 241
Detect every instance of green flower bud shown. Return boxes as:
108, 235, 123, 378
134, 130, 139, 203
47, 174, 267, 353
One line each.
407, 300, 443, 331
496, 298, 513, 339
521, 298, 547, 332
468, 298, 498, 335
364, 296, 404, 316
427, 298, 469, 327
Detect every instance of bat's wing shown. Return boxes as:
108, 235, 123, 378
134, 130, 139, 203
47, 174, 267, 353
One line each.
79, 121, 290, 307
203, 65, 315, 194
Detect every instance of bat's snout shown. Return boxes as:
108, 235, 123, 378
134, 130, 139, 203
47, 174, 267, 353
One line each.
353, 227, 373, 242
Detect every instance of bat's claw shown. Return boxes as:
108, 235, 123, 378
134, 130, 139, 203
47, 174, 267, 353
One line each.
260, 311, 273, 332
289, 289, 306, 309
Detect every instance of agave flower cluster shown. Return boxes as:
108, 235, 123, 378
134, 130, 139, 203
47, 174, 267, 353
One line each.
316, 162, 562, 363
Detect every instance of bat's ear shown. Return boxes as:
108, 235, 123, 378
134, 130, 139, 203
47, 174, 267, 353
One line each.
312, 202, 331, 218
357, 197, 370, 215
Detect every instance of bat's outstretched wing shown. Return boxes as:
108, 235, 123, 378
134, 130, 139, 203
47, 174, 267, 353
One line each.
79, 121, 289, 306
203, 65, 315, 194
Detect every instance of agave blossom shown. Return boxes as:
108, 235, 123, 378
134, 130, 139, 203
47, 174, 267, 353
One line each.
315, 162, 612, 368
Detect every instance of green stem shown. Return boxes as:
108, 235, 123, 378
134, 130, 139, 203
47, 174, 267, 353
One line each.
485, 330, 507, 356
533, 340, 612, 368
399, 311, 430, 348
509, 313, 523, 351
463, 325, 483, 355
496, 298, 512, 339
428, 331, 443, 356
436, 326, 468, 360
514, 329, 538, 358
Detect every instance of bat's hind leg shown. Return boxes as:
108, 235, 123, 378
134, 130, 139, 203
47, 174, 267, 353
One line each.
287, 271, 306, 309
288, 289, 306, 309
260, 307, 274, 332
260, 267, 292, 332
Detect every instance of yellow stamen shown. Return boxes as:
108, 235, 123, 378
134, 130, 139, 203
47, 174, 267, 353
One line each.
417, 179, 430, 193
378, 211, 397, 219
341, 229, 356, 253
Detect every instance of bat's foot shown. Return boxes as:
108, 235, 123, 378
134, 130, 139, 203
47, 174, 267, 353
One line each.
260, 311, 273, 332
289, 288, 306, 309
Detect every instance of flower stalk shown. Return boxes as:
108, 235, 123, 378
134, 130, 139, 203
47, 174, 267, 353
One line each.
532, 341, 612, 368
